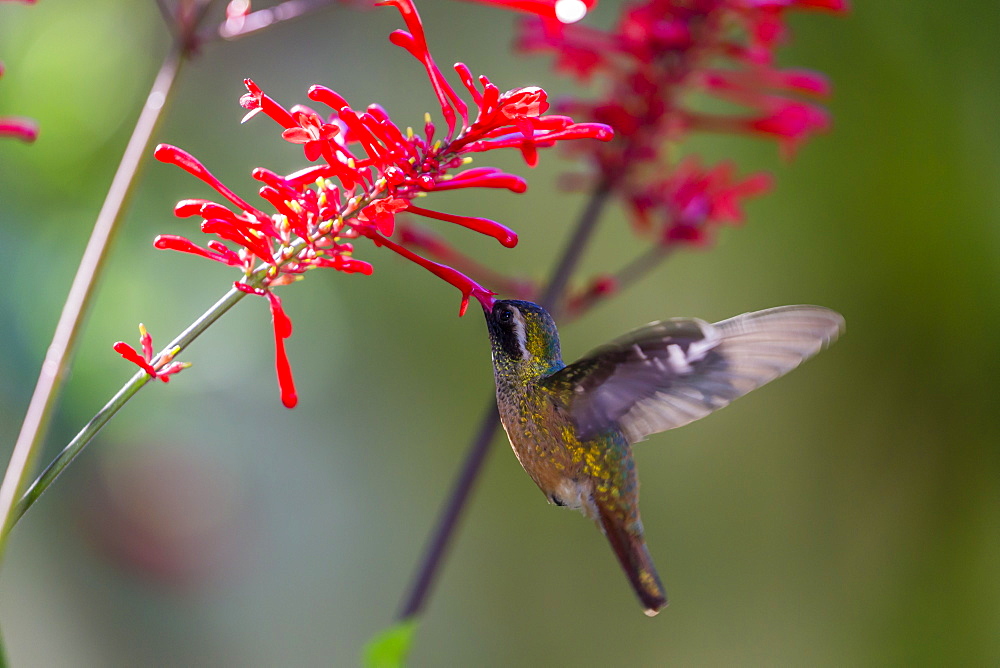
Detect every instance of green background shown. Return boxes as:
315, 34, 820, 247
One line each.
1, 0, 997, 665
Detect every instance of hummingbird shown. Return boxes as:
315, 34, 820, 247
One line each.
483, 300, 843, 616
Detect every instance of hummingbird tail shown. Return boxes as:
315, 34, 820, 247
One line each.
596, 505, 667, 616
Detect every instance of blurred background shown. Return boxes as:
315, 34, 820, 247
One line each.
0, 0, 997, 665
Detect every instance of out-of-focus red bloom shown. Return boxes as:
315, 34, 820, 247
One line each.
629, 157, 773, 246
0, 116, 37, 142
565, 274, 617, 316
458, 0, 597, 24
156, 0, 612, 406
1, 17, 38, 143
520, 0, 846, 244
113, 325, 190, 383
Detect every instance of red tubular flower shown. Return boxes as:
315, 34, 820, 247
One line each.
265, 292, 297, 408
154, 0, 610, 406
0, 116, 37, 142
1, 55, 38, 143
396, 222, 537, 300
113, 325, 190, 383
363, 229, 497, 316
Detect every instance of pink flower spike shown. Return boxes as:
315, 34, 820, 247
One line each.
264, 291, 298, 408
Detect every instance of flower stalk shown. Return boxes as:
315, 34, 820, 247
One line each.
13, 285, 247, 525
0, 42, 189, 555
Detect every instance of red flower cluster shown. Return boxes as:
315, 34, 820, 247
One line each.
154, 0, 611, 407
0, 1, 39, 143
114, 325, 189, 383
630, 157, 773, 246
520, 0, 846, 247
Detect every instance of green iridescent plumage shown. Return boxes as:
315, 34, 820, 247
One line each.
483, 299, 843, 615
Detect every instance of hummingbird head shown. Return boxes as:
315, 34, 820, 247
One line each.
484, 300, 564, 377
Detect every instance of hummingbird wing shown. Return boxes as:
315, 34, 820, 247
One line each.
543, 306, 844, 443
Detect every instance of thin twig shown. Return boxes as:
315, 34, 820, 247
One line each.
206, 0, 341, 43
614, 243, 673, 293
539, 179, 613, 315
565, 244, 674, 319
396, 404, 500, 619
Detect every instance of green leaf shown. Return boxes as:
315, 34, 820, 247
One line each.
362, 619, 418, 668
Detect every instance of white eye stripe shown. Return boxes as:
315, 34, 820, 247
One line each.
511, 308, 531, 360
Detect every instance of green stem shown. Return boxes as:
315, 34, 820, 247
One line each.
0, 43, 187, 558
12, 286, 248, 526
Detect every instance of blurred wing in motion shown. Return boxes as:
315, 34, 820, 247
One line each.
543, 306, 844, 443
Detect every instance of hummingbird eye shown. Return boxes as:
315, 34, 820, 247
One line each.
498, 308, 514, 324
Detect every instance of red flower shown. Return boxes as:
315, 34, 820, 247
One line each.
281, 108, 342, 162
0, 116, 37, 142
1, 42, 38, 143
155, 0, 612, 406
113, 325, 190, 383
358, 197, 409, 237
